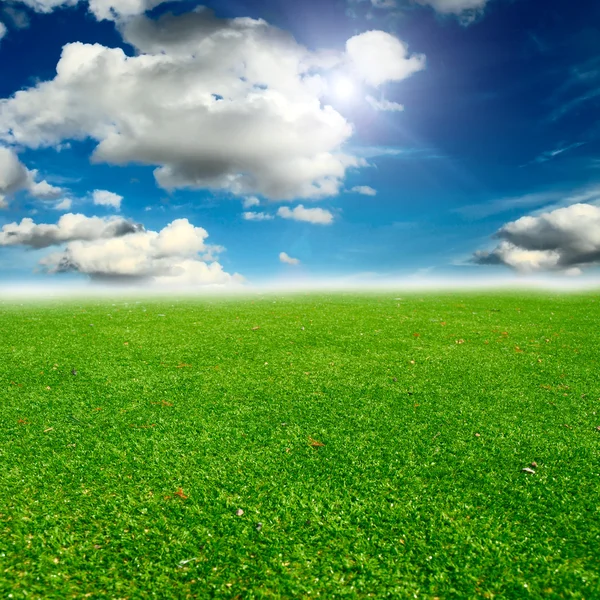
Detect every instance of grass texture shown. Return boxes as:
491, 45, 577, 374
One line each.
1, 291, 599, 599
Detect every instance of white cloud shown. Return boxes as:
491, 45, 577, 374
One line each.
0, 213, 142, 248
366, 95, 404, 112
54, 198, 72, 211
371, 0, 397, 7
414, 0, 490, 24
279, 251, 300, 265
350, 185, 377, 196
28, 175, 63, 199
0, 11, 424, 201
473, 203, 600, 273
0, 146, 63, 206
0, 22, 7, 41
277, 204, 334, 225
93, 189, 123, 210
36, 216, 239, 285
242, 211, 274, 221
242, 196, 260, 208
345, 30, 425, 87
9, 0, 176, 20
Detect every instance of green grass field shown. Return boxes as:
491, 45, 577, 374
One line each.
1, 291, 599, 599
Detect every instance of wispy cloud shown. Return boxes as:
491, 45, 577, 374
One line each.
454, 185, 600, 220
532, 142, 585, 164
366, 95, 404, 112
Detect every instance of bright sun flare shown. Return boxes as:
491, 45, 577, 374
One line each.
332, 75, 356, 101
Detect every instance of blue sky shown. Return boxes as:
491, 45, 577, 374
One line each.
1, 0, 600, 288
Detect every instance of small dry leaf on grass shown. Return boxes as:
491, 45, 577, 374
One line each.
456, 339, 465, 344
251, 326, 260, 331
123, 342, 129, 346
176, 363, 192, 368
255, 522, 263, 532
308, 436, 325, 448
236, 509, 244, 516
530, 462, 538, 468
515, 346, 523, 353
174, 488, 188, 500
522, 467, 536, 474
474, 433, 481, 437
44, 427, 54, 433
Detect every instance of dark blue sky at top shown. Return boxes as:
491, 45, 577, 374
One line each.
1, 0, 600, 284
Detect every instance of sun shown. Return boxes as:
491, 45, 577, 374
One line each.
331, 75, 357, 101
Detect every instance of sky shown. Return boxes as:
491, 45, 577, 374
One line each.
0, 0, 599, 290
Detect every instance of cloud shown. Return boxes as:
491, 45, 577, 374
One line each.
413, 0, 490, 24
0, 146, 29, 207
0, 212, 142, 248
54, 198, 72, 211
93, 189, 123, 210
371, 0, 397, 7
533, 142, 585, 164
345, 30, 426, 87
277, 204, 334, 225
455, 185, 600, 220
242, 196, 260, 208
0, 22, 6, 41
472, 203, 600, 273
36, 217, 239, 285
0, 11, 425, 201
350, 185, 377, 196
0, 146, 63, 206
28, 176, 63, 199
242, 211, 274, 221
9, 0, 176, 20
366, 95, 404, 112
279, 251, 300, 265
2, 6, 30, 28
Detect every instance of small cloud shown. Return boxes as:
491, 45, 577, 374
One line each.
2, 6, 30, 29
279, 251, 300, 265
243, 196, 260, 208
371, 0, 397, 7
0, 22, 6, 41
350, 185, 377, 196
414, 0, 490, 25
345, 30, 426, 87
277, 205, 334, 225
242, 211, 274, 221
92, 189, 123, 211
366, 95, 404, 112
28, 177, 63, 200
54, 198, 72, 211
533, 142, 585, 164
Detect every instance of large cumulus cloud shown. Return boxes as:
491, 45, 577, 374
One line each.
0, 9, 425, 201
472, 203, 600, 274
1, 213, 241, 285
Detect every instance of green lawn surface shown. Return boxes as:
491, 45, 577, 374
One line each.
0, 291, 599, 599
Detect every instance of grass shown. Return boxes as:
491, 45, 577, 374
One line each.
0, 291, 599, 599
